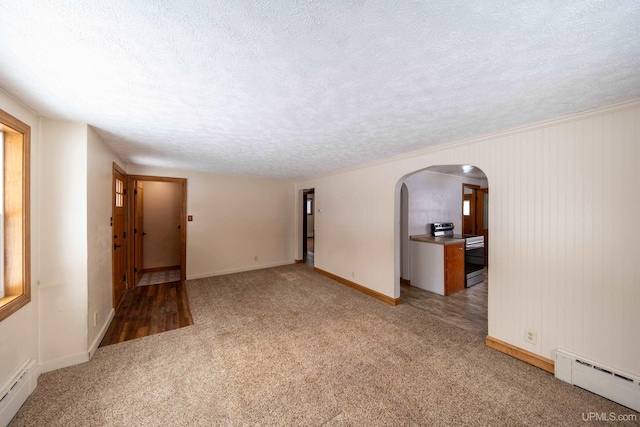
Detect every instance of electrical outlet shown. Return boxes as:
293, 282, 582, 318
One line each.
93, 311, 98, 327
525, 328, 537, 345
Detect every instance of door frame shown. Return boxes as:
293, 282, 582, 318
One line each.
462, 183, 480, 235
462, 183, 489, 266
126, 175, 187, 285
302, 189, 314, 263
133, 180, 144, 285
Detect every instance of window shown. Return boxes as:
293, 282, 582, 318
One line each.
306, 198, 313, 215
115, 178, 124, 207
0, 108, 31, 322
463, 200, 470, 216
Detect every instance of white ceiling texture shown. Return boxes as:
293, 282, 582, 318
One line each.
0, 1, 639, 180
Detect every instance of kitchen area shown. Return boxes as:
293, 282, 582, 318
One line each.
410, 222, 485, 295
399, 165, 489, 336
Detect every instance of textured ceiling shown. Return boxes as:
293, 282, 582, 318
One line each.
0, 1, 639, 180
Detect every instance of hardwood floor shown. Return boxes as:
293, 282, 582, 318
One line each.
401, 269, 488, 337
304, 237, 314, 266
100, 281, 194, 347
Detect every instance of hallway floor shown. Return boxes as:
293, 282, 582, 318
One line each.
137, 268, 181, 286
305, 237, 314, 267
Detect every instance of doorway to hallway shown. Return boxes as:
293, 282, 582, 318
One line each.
302, 189, 315, 266
127, 175, 187, 285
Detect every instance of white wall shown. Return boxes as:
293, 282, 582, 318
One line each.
87, 127, 124, 355
404, 170, 483, 236
0, 90, 40, 386
142, 181, 181, 269
39, 119, 88, 371
127, 165, 296, 279
296, 99, 640, 377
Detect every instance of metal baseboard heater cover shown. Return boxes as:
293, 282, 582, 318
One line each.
0, 360, 37, 427
555, 349, 640, 412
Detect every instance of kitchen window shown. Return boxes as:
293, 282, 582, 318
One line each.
0, 108, 31, 322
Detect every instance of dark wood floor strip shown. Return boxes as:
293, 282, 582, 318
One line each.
100, 281, 194, 348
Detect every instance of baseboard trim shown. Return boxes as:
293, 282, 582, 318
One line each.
400, 278, 411, 286
187, 260, 295, 280
486, 336, 554, 373
313, 267, 402, 306
88, 308, 115, 360
41, 352, 89, 374
142, 265, 181, 274
295, 259, 304, 264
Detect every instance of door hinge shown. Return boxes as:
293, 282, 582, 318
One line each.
123, 231, 126, 238
134, 267, 137, 273
134, 228, 137, 234
123, 274, 126, 281
134, 189, 137, 195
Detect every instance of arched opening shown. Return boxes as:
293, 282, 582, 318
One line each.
395, 164, 489, 337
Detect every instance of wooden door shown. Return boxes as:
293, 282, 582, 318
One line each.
476, 188, 489, 265
112, 168, 127, 307
444, 242, 465, 295
463, 193, 476, 234
134, 181, 144, 285
462, 184, 480, 235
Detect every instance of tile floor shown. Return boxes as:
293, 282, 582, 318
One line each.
137, 269, 181, 286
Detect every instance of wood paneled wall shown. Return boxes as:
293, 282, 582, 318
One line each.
296, 99, 640, 376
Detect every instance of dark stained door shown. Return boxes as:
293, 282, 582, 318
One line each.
112, 169, 127, 307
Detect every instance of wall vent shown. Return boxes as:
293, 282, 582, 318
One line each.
0, 360, 37, 427
555, 349, 639, 412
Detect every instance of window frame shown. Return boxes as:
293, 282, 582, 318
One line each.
0, 108, 31, 322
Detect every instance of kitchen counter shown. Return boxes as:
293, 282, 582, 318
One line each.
410, 235, 466, 295
410, 234, 465, 245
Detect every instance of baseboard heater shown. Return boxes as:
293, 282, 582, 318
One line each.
555, 349, 639, 412
0, 360, 37, 427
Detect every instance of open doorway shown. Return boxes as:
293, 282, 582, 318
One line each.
302, 189, 315, 266
127, 175, 187, 287
397, 165, 489, 337
463, 184, 489, 266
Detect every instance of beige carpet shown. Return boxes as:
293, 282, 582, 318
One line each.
10, 264, 637, 426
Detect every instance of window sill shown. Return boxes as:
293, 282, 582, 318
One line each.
0, 294, 30, 322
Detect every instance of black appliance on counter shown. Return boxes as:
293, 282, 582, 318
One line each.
431, 222, 485, 287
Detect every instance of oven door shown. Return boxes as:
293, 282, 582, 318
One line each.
465, 245, 485, 287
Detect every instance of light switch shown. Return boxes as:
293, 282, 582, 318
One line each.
188, 215, 193, 221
